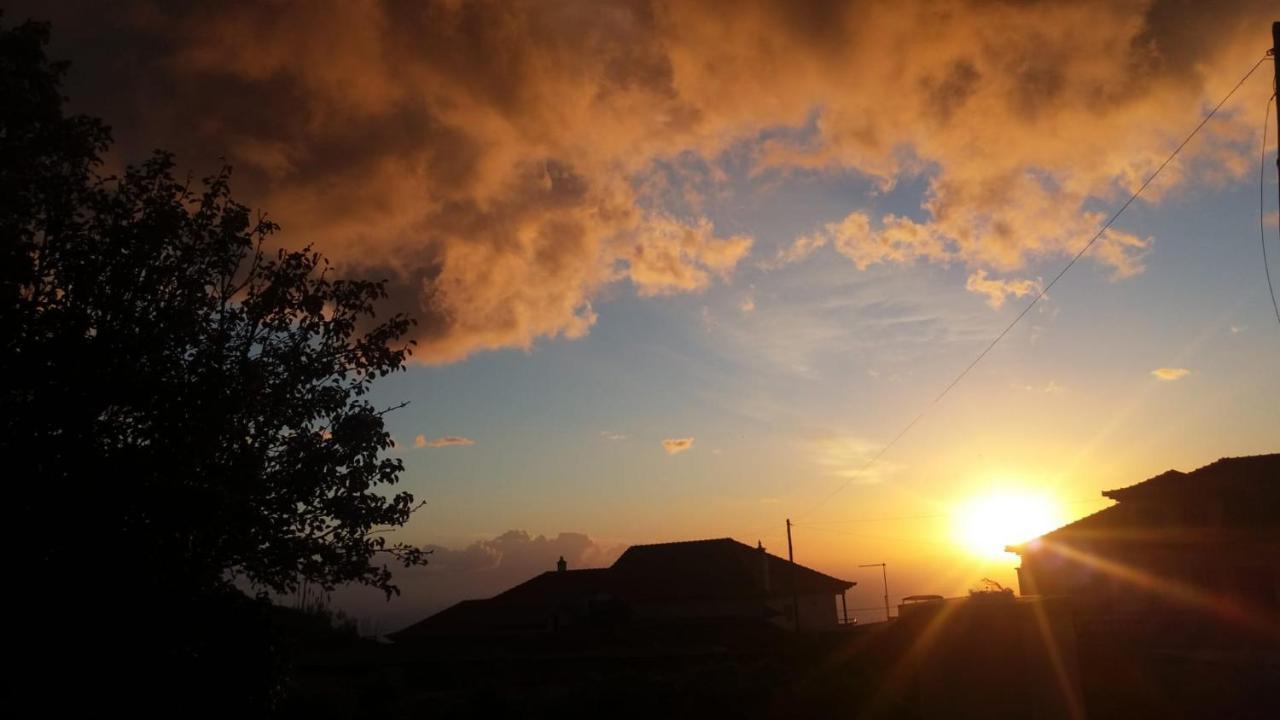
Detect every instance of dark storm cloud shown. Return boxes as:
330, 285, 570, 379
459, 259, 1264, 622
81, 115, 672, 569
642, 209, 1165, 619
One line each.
7, 0, 1271, 359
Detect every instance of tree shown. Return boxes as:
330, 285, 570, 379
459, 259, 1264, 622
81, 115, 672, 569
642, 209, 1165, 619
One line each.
2, 17, 426, 710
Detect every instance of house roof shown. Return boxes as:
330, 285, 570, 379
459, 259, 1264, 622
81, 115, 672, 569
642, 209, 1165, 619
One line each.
1006, 453, 1279, 554
612, 538, 854, 598
1101, 454, 1278, 503
494, 568, 614, 603
390, 537, 854, 640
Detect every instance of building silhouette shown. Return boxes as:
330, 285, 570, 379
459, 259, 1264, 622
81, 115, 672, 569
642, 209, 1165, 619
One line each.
391, 538, 854, 640
1007, 454, 1280, 637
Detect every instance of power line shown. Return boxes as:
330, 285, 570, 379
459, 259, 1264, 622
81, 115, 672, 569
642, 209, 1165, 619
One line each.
794, 55, 1272, 522
1261, 91, 1280, 326
793, 495, 1113, 527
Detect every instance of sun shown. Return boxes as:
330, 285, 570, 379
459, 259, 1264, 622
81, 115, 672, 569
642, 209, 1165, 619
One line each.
954, 491, 1062, 560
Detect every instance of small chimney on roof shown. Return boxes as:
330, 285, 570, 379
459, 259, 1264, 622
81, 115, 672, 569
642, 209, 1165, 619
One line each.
757, 541, 770, 594
556, 556, 567, 573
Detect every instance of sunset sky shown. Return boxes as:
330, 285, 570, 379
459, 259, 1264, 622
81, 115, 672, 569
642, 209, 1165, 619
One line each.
16, 0, 1278, 627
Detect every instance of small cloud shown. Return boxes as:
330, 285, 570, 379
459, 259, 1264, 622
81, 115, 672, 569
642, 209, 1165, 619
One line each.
426, 435, 477, 448
1230, 325, 1245, 334
1150, 368, 1190, 381
965, 269, 1040, 309
1012, 380, 1066, 394
700, 305, 717, 330
600, 431, 628, 441
1090, 229, 1152, 280
414, 434, 427, 448
662, 437, 694, 455
808, 434, 904, 484
762, 232, 828, 269
740, 294, 756, 313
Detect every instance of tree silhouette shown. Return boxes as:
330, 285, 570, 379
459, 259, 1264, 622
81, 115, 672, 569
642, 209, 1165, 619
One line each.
2, 17, 426, 710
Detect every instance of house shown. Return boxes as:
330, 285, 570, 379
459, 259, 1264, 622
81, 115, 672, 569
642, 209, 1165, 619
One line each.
390, 538, 854, 640
1006, 454, 1280, 633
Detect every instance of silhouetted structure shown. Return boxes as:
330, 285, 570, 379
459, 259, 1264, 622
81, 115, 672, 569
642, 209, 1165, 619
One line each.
392, 538, 854, 640
894, 590, 1083, 720
1007, 454, 1280, 636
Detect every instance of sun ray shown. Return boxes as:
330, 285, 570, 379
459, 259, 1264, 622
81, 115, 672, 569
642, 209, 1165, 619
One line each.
1038, 539, 1280, 639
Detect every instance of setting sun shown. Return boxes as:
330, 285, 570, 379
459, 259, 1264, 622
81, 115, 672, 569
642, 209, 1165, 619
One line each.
954, 492, 1063, 560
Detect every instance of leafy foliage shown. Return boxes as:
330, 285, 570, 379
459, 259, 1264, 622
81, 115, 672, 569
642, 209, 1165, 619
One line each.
2, 18, 426, 610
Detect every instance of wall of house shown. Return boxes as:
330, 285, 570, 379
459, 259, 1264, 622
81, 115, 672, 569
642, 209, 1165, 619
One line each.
1017, 535, 1280, 627
626, 593, 842, 630
628, 597, 771, 624
765, 593, 840, 630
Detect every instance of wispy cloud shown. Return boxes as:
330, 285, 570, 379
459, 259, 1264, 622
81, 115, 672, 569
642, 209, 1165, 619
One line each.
807, 434, 904, 484
1012, 380, 1066, 394
600, 431, 628, 441
662, 437, 695, 455
965, 270, 1041, 309
1150, 368, 1191, 381
425, 435, 477, 448
765, 232, 829, 268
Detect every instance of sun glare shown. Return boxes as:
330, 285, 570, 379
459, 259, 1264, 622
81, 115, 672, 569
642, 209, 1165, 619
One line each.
954, 491, 1062, 560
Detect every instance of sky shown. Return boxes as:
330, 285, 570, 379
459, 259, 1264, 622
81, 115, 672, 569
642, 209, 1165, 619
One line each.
13, 0, 1279, 629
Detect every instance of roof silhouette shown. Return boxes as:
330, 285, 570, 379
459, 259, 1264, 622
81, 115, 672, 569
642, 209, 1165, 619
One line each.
1008, 453, 1279, 552
613, 538, 853, 598
1101, 453, 1279, 502
391, 537, 853, 640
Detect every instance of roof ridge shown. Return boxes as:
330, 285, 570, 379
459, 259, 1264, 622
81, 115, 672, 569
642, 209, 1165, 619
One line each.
622, 537, 740, 549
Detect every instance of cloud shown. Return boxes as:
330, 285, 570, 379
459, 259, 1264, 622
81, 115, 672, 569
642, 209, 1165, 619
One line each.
1012, 380, 1066, 394
965, 270, 1041, 309
425, 436, 476, 448
1230, 325, 1245, 334
413, 434, 427, 448
23, 0, 1271, 362
328, 530, 624, 633
807, 434, 904, 484
768, 232, 829, 268
626, 216, 753, 297
1089, 229, 1153, 280
662, 437, 695, 455
600, 431, 628, 441
1150, 367, 1191, 381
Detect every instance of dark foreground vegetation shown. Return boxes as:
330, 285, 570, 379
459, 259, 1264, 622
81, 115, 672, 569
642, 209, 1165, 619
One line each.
280, 612, 1278, 720
3, 15, 424, 713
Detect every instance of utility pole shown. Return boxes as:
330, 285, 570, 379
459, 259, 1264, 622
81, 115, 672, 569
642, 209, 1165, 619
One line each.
860, 562, 890, 622
786, 518, 800, 632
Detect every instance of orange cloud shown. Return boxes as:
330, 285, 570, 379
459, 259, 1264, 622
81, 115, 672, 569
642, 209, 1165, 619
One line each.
965, 270, 1041, 309
413, 434, 427, 449
1150, 368, 1191, 381
30, 0, 1272, 362
426, 436, 476, 448
662, 437, 695, 455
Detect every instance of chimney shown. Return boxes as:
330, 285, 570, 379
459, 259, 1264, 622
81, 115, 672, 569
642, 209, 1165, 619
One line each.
757, 541, 770, 594
556, 556, 567, 573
